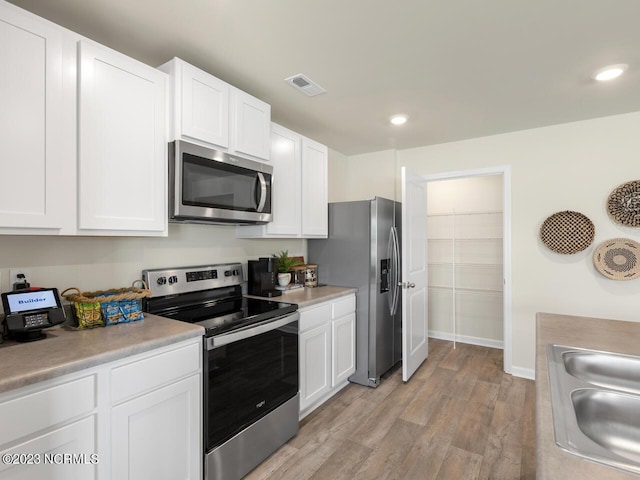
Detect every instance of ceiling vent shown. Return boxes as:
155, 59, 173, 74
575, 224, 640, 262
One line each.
284, 74, 326, 97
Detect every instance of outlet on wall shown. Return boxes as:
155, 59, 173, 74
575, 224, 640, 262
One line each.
9, 269, 32, 290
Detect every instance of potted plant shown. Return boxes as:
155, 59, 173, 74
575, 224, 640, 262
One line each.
273, 250, 302, 286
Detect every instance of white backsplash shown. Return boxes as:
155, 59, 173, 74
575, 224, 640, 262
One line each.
0, 223, 305, 296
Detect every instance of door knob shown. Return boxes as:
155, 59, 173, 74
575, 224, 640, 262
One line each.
408, 282, 416, 288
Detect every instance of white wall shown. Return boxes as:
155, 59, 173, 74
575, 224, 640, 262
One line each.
0, 224, 305, 296
427, 175, 503, 214
329, 149, 396, 202
328, 148, 349, 202
330, 111, 640, 374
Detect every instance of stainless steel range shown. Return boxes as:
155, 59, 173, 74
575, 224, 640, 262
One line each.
142, 263, 299, 480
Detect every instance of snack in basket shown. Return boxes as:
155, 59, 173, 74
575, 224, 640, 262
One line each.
61, 280, 150, 329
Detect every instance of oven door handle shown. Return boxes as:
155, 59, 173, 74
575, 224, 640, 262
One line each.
206, 311, 299, 350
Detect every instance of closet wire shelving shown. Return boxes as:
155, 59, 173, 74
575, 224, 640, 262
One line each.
427, 211, 504, 349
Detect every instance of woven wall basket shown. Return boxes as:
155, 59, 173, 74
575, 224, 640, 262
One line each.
540, 211, 595, 254
593, 238, 640, 281
607, 180, 640, 227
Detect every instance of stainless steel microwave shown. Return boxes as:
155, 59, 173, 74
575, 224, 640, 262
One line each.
169, 140, 273, 224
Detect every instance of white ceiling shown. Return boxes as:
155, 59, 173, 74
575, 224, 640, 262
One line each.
8, 0, 640, 155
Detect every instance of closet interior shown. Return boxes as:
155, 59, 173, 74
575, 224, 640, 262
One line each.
426, 174, 504, 348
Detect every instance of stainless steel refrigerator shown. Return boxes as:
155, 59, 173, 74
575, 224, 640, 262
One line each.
308, 197, 401, 387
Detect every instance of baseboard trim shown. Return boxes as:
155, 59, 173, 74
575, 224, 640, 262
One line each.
510, 366, 535, 380
428, 330, 504, 350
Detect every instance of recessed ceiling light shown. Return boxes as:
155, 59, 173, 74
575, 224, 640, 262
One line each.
390, 114, 408, 125
593, 64, 628, 82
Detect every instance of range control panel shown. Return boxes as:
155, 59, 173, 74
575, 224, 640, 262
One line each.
142, 263, 244, 297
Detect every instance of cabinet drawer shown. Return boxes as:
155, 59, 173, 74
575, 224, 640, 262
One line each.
299, 303, 332, 332
332, 295, 356, 319
0, 374, 96, 446
0, 415, 97, 479
111, 341, 201, 404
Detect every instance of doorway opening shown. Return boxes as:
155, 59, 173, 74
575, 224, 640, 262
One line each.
423, 166, 512, 374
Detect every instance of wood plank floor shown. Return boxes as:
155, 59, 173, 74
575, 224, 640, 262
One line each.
247, 338, 536, 480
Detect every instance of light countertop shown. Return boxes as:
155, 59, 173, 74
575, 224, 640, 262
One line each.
0, 313, 204, 395
536, 312, 640, 480
247, 285, 357, 309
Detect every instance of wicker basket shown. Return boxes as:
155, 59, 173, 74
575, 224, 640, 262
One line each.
62, 280, 151, 328
540, 210, 595, 254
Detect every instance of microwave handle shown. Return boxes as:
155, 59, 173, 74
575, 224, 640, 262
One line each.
256, 172, 267, 213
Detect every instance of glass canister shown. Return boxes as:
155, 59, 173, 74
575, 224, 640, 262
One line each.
304, 264, 318, 287
291, 265, 307, 287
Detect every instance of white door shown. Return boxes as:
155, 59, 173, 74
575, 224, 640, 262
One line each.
401, 167, 428, 381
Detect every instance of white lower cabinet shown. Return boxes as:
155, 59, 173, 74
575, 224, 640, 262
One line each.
0, 337, 202, 480
299, 294, 356, 417
299, 322, 331, 410
332, 312, 356, 386
0, 416, 97, 480
111, 375, 200, 480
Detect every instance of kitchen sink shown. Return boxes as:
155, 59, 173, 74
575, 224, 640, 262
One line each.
563, 350, 640, 395
547, 344, 640, 475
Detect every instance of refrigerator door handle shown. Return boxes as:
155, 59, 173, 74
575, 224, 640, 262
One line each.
389, 226, 401, 316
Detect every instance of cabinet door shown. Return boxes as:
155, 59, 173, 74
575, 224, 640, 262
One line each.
332, 312, 356, 386
180, 61, 230, 148
299, 323, 331, 412
0, 416, 96, 480
0, 6, 65, 231
301, 138, 328, 237
266, 123, 302, 235
77, 40, 166, 234
231, 89, 271, 160
112, 374, 201, 480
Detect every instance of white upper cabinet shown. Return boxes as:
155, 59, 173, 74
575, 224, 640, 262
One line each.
258, 123, 301, 235
77, 40, 167, 234
0, 3, 167, 236
231, 89, 271, 160
0, 4, 68, 233
301, 137, 328, 237
160, 58, 230, 149
237, 123, 328, 238
160, 57, 270, 161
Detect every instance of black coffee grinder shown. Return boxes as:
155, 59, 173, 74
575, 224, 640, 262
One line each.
247, 258, 282, 297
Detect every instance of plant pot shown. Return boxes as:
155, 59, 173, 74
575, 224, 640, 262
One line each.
277, 273, 291, 287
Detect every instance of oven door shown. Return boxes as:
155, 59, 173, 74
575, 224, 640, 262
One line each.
169, 140, 273, 224
204, 312, 299, 452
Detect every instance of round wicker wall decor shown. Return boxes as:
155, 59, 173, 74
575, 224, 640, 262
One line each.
593, 238, 640, 280
540, 210, 595, 254
607, 180, 640, 227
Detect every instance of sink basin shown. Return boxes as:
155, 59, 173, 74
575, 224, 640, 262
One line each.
547, 344, 640, 475
564, 350, 640, 395
572, 389, 640, 465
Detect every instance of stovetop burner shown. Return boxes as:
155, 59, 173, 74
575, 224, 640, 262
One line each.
141, 263, 297, 337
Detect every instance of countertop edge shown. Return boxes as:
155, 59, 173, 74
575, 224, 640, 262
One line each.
0, 314, 204, 395
246, 285, 358, 309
